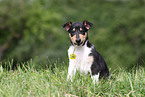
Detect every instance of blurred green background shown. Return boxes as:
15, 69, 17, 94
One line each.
0, 0, 145, 70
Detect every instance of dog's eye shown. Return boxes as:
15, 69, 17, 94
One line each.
80, 28, 83, 31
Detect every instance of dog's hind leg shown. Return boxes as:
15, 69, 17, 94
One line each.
91, 73, 100, 84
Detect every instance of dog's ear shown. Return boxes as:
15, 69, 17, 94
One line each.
62, 21, 72, 31
83, 20, 93, 30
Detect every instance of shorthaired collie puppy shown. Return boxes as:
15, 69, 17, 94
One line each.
62, 20, 109, 83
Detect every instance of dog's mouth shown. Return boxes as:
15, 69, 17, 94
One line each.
74, 41, 84, 46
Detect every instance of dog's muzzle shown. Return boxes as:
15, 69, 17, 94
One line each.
74, 39, 83, 46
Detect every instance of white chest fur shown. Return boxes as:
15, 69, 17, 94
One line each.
68, 44, 93, 75
67, 42, 100, 83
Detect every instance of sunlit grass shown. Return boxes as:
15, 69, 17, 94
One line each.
0, 61, 144, 97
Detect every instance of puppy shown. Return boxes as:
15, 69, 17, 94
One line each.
62, 20, 109, 83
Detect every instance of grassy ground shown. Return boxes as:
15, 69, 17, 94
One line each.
0, 61, 145, 97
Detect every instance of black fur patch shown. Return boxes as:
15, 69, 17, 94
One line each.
88, 43, 109, 78
87, 41, 93, 48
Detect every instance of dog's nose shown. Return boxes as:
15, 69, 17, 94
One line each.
76, 39, 81, 43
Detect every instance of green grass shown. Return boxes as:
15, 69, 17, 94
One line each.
0, 61, 145, 97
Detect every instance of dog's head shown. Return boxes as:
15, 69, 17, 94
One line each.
62, 20, 93, 46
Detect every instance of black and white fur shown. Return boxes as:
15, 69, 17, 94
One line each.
62, 20, 109, 83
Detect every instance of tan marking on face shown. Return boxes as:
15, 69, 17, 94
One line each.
69, 33, 76, 45
79, 32, 87, 43
80, 28, 83, 31
69, 32, 87, 46
73, 28, 75, 31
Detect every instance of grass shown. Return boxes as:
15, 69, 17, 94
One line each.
0, 61, 145, 97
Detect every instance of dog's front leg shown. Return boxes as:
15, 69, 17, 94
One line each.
67, 63, 77, 81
